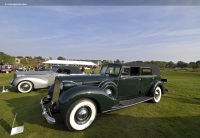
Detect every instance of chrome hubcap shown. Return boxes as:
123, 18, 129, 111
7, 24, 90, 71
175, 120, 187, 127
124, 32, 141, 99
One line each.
21, 83, 30, 91
105, 89, 112, 96
75, 107, 91, 125
155, 90, 160, 100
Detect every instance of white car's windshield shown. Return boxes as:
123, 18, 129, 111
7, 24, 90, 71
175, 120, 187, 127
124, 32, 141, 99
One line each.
51, 67, 59, 72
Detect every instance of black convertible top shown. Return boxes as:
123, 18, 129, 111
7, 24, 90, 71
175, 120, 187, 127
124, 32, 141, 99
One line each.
53, 66, 83, 74
123, 63, 160, 75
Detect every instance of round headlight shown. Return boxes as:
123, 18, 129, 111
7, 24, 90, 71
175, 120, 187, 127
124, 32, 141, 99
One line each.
60, 82, 63, 90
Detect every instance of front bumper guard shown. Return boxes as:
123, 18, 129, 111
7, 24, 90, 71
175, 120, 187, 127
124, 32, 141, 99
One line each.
40, 99, 56, 125
9, 79, 14, 87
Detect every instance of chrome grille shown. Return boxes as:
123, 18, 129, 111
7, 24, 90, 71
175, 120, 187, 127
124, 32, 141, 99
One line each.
52, 79, 61, 102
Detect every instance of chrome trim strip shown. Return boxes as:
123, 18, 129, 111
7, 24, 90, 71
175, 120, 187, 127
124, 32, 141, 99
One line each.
40, 99, 56, 124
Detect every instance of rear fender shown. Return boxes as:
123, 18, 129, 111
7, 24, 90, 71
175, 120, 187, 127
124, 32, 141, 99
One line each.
149, 81, 165, 96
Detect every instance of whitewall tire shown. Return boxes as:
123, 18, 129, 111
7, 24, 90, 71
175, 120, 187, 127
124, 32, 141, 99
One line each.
17, 81, 33, 93
152, 86, 162, 103
66, 99, 96, 131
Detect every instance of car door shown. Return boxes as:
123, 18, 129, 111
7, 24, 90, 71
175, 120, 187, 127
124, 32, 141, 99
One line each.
117, 67, 141, 100
140, 68, 155, 95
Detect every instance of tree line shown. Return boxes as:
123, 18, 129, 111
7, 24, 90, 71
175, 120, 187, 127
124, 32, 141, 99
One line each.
0, 52, 200, 69
102, 59, 200, 69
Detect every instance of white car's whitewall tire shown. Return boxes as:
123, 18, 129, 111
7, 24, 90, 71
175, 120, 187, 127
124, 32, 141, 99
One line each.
17, 81, 33, 93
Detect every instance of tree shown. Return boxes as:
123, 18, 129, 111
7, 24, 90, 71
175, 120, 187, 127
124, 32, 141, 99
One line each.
34, 56, 44, 60
113, 59, 121, 64
0, 51, 14, 64
57, 56, 66, 60
101, 60, 111, 65
176, 61, 188, 68
20, 58, 29, 64
25, 56, 32, 59
16, 56, 23, 58
166, 61, 175, 68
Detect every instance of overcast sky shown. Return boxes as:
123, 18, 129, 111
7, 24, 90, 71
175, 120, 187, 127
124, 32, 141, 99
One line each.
0, 6, 200, 63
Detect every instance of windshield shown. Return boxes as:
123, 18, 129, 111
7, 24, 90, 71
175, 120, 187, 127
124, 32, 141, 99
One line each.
51, 67, 59, 72
100, 65, 121, 76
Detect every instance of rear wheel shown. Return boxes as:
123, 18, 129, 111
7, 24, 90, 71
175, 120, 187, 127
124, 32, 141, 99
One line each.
152, 86, 162, 103
66, 99, 96, 131
17, 81, 33, 93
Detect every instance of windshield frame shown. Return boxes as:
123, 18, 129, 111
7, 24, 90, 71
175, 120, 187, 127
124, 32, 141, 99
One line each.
100, 64, 122, 77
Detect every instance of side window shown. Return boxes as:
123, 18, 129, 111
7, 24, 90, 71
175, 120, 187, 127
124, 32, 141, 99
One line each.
114, 67, 121, 75
141, 68, 152, 75
130, 67, 140, 76
122, 67, 130, 75
107, 67, 121, 76
106, 67, 114, 74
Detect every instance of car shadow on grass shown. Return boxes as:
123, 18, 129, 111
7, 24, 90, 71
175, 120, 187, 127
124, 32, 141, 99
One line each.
166, 96, 200, 105
3, 91, 67, 132
2, 94, 200, 137
0, 85, 17, 93
82, 114, 200, 138
0, 118, 12, 134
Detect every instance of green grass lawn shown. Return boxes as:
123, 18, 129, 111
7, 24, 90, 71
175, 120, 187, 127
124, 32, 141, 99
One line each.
0, 70, 200, 138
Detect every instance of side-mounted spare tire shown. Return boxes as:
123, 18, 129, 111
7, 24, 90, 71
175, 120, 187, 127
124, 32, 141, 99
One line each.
99, 81, 118, 99
66, 98, 97, 131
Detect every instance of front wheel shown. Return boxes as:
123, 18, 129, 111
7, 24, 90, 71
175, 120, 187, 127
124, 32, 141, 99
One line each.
152, 86, 162, 103
66, 99, 96, 131
17, 81, 33, 93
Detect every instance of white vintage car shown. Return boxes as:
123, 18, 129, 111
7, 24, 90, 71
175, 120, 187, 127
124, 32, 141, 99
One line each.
9, 66, 84, 93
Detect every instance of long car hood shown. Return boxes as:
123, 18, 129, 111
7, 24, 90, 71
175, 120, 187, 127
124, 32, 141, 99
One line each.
56, 74, 107, 86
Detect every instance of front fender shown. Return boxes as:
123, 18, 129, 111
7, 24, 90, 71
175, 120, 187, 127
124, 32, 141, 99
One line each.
13, 76, 49, 89
58, 85, 118, 119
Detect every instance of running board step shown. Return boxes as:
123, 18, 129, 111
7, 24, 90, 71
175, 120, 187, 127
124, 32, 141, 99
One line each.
103, 97, 153, 113
115, 97, 153, 109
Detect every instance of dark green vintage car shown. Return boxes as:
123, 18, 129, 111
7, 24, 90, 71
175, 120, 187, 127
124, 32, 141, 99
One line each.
41, 63, 167, 131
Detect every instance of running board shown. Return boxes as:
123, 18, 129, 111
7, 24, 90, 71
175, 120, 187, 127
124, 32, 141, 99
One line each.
116, 97, 153, 109
102, 97, 153, 113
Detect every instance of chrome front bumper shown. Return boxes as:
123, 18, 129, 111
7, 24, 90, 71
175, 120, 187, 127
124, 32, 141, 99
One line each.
40, 99, 56, 124
41, 79, 61, 125
9, 79, 14, 87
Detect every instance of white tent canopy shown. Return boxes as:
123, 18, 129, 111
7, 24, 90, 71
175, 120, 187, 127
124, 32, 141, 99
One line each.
43, 60, 97, 66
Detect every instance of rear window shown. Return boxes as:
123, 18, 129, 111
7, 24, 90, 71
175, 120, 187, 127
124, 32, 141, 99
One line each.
122, 67, 130, 75
141, 68, 152, 75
